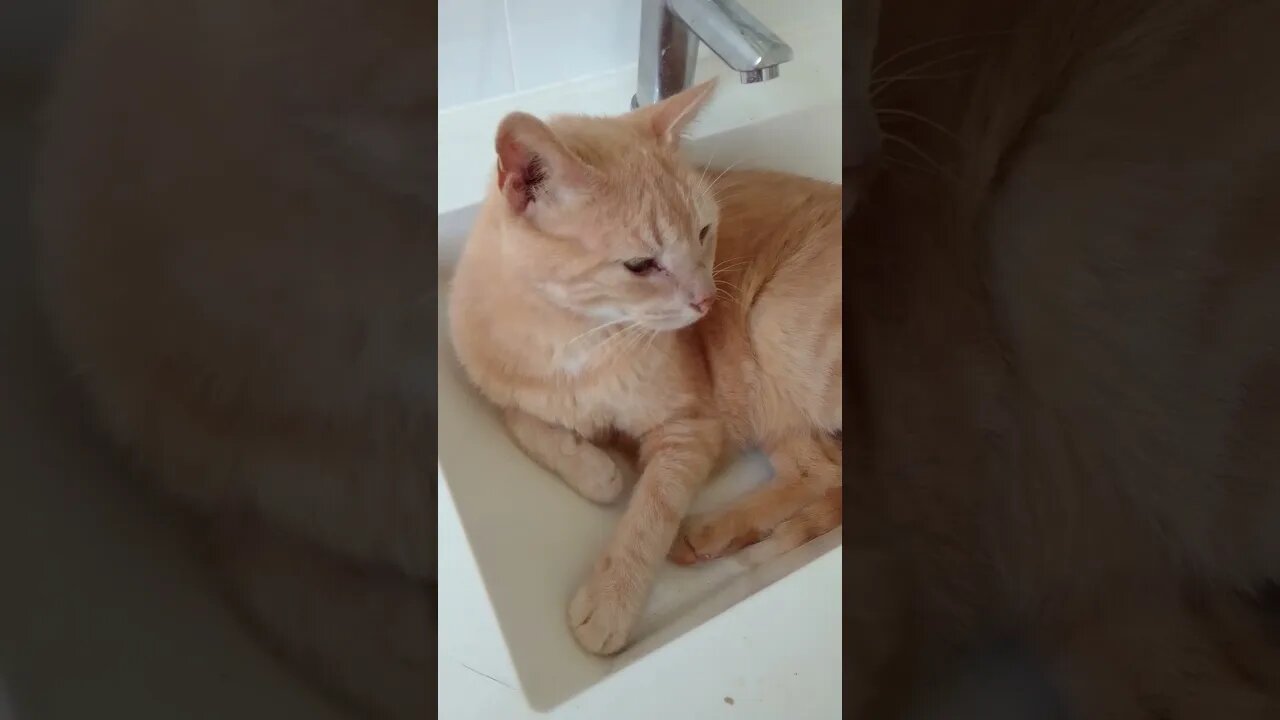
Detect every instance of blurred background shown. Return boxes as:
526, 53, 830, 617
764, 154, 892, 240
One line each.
0, 3, 355, 718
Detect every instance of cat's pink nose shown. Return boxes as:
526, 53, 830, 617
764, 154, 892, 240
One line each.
690, 295, 714, 314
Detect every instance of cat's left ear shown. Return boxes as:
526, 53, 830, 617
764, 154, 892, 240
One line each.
494, 112, 595, 215
637, 79, 717, 146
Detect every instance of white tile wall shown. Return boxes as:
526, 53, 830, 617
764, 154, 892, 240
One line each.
438, 0, 801, 112
437, 0, 516, 110
504, 0, 640, 93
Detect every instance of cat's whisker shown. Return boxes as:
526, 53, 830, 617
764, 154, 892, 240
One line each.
869, 28, 1015, 78
710, 192, 754, 211
882, 154, 940, 178
882, 134, 957, 183
698, 161, 742, 204
696, 170, 716, 203
597, 329, 627, 360
882, 154, 956, 186
710, 191, 749, 206
714, 289, 747, 311
872, 47, 982, 84
712, 183, 747, 196
867, 68, 975, 92
642, 328, 660, 355
696, 156, 716, 192
561, 318, 631, 354
876, 107, 964, 146
602, 331, 644, 364
589, 321, 640, 359
612, 318, 662, 352
613, 323, 652, 359
708, 161, 744, 191
872, 48, 983, 99
714, 279, 750, 309
715, 277, 746, 295
714, 256, 750, 272
696, 147, 718, 188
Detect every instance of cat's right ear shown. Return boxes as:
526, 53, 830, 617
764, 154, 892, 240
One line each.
636, 79, 717, 146
494, 113, 593, 215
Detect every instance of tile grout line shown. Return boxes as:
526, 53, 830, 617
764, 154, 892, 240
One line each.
501, 0, 521, 91
442, 13, 833, 117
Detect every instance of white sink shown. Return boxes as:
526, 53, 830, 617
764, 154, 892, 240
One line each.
436, 101, 843, 711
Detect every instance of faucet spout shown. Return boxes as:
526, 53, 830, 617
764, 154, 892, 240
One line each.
634, 0, 793, 108
739, 66, 780, 84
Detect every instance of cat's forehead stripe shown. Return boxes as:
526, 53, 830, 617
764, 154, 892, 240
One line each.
646, 204, 664, 252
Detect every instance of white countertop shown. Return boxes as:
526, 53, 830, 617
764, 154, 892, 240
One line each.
439, 478, 842, 720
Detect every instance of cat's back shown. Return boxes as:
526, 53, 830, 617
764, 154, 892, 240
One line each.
703, 169, 842, 439
711, 169, 840, 269
710, 168, 840, 315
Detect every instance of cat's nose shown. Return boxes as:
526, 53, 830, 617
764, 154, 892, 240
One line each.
690, 295, 714, 315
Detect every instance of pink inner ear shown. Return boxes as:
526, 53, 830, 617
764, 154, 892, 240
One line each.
496, 135, 544, 214
496, 136, 524, 188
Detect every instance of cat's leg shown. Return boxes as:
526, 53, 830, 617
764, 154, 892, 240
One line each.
669, 433, 841, 565
740, 486, 843, 564
503, 407, 624, 504
568, 415, 721, 654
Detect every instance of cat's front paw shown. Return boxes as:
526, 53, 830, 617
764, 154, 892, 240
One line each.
568, 559, 638, 655
559, 443, 624, 505
668, 510, 763, 565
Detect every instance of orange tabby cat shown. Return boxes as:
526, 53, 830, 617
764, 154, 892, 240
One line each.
448, 80, 842, 654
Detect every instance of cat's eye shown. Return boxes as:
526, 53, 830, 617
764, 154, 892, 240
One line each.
699, 224, 711, 242
623, 257, 658, 274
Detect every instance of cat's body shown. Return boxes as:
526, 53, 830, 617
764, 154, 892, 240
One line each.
687, 169, 844, 560
35, 1, 434, 717
848, 0, 1280, 716
448, 86, 843, 653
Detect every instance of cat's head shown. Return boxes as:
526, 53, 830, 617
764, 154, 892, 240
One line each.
490, 82, 719, 331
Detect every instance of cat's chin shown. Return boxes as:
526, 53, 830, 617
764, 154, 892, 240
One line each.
641, 313, 704, 332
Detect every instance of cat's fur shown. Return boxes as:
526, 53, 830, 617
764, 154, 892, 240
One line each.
448, 82, 843, 654
34, 1, 433, 717
846, 0, 1280, 716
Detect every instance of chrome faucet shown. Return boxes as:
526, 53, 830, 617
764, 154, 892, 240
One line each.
633, 0, 794, 109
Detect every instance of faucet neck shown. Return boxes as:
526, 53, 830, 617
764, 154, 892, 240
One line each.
636, 0, 699, 107
635, 0, 793, 109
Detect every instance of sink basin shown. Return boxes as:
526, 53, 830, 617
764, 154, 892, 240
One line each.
436, 101, 842, 711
